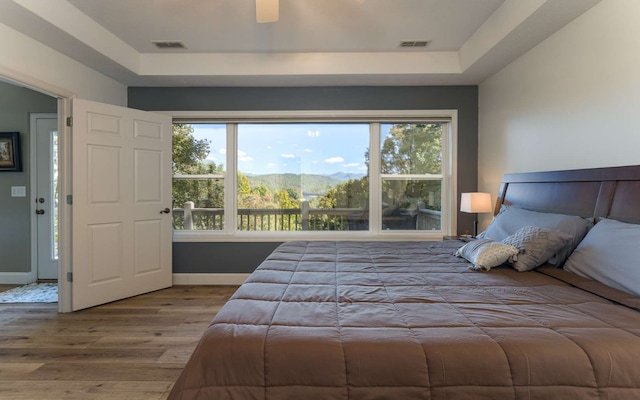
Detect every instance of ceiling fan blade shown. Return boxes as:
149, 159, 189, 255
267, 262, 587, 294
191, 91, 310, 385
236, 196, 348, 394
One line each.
256, 0, 279, 23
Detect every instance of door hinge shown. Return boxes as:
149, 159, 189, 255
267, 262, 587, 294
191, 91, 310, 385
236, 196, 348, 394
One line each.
66, 117, 73, 127
66, 272, 73, 282
66, 195, 73, 205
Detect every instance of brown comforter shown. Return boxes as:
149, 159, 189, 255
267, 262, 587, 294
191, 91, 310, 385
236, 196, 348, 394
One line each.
169, 241, 640, 399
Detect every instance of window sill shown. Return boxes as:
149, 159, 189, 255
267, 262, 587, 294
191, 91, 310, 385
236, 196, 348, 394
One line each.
172, 230, 446, 243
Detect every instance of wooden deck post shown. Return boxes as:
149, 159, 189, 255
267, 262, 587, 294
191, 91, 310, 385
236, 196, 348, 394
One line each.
184, 201, 194, 230
301, 201, 310, 230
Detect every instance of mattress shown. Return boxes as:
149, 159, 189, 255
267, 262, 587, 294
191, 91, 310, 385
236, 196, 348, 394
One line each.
169, 240, 640, 399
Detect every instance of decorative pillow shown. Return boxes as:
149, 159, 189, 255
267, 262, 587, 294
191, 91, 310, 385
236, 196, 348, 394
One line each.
564, 218, 640, 297
501, 226, 572, 272
477, 206, 591, 267
455, 238, 519, 271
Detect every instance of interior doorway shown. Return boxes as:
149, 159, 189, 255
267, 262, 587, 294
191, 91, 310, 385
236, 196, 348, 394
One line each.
31, 113, 59, 281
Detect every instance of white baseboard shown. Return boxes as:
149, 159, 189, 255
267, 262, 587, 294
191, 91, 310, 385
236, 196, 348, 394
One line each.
172, 273, 251, 285
0, 272, 36, 284
2, 272, 250, 286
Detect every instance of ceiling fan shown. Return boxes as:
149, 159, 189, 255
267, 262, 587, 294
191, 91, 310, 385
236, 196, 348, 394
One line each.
256, 0, 279, 23
255, 0, 366, 24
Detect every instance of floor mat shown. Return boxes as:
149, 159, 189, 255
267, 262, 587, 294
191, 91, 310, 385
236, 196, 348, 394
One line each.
0, 283, 58, 303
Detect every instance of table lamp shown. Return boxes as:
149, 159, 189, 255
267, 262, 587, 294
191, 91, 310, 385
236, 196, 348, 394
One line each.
460, 192, 492, 237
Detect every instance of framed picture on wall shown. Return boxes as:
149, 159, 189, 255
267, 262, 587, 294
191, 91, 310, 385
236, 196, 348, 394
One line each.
0, 132, 21, 172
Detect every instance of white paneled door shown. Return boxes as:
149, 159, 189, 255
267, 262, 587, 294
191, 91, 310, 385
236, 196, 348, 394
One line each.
71, 99, 172, 311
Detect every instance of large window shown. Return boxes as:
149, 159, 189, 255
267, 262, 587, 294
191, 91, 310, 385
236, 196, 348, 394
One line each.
172, 111, 456, 239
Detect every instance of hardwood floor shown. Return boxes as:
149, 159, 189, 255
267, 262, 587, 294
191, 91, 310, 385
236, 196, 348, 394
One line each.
0, 285, 239, 400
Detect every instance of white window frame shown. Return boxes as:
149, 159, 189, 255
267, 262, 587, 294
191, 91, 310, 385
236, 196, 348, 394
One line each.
167, 110, 457, 242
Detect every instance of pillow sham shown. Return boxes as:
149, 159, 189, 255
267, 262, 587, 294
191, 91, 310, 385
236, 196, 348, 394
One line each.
564, 218, 640, 297
477, 206, 591, 267
502, 226, 572, 272
455, 238, 519, 271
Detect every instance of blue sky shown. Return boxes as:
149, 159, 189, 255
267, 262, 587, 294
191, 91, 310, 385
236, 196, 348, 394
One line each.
191, 123, 372, 176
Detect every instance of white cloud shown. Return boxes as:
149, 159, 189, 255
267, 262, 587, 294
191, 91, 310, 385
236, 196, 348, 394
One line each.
324, 156, 344, 164
303, 148, 313, 153
266, 163, 277, 169
219, 148, 226, 155
266, 145, 273, 150
343, 163, 359, 168
281, 154, 295, 159
238, 150, 253, 162
206, 155, 218, 162
307, 130, 320, 137
312, 160, 319, 164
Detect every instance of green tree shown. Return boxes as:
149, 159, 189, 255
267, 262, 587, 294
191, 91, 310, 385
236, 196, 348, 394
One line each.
253, 183, 271, 197
381, 123, 442, 174
238, 173, 251, 196
172, 124, 224, 229
275, 189, 299, 209
319, 177, 368, 210
172, 124, 209, 175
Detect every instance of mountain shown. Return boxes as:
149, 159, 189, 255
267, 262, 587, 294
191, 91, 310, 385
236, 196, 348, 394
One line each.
246, 173, 363, 198
329, 172, 366, 182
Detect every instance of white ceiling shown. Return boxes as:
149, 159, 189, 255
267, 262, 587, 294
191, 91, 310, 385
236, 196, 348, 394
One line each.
0, 0, 601, 87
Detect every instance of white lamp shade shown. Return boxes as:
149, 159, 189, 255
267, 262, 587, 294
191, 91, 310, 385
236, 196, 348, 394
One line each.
460, 192, 492, 214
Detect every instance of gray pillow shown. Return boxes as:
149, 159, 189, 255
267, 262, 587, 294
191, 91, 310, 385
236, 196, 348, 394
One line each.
564, 218, 640, 297
455, 238, 519, 271
478, 206, 591, 267
502, 226, 572, 272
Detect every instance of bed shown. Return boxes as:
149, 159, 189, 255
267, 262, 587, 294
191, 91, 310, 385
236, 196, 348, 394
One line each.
169, 165, 640, 400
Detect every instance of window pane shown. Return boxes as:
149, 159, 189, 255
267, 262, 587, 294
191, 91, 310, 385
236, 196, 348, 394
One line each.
380, 122, 443, 231
237, 123, 369, 231
381, 123, 442, 174
172, 123, 225, 230
52, 131, 59, 259
382, 179, 442, 231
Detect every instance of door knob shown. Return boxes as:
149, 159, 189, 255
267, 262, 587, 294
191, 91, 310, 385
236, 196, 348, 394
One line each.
36, 209, 45, 215
160, 208, 171, 214
38, 198, 45, 203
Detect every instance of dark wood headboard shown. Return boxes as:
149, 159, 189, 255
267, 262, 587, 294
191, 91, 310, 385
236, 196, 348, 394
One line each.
497, 165, 640, 224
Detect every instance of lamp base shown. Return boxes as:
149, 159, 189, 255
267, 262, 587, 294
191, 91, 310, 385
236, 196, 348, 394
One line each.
473, 215, 478, 237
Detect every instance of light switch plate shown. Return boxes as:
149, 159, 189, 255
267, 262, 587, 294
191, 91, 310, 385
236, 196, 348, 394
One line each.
11, 186, 26, 197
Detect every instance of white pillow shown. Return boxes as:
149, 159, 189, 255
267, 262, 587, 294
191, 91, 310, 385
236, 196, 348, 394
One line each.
564, 218, 640, 296
455, 239, 519, 271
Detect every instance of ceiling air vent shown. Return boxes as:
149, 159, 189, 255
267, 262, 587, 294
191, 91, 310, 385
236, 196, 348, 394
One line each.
400, 40, 430, 48
151, 40, 186, 49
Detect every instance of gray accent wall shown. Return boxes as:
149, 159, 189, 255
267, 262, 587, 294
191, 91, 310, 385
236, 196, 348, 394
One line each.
128, 86, 479, 273
0, 81, 57, 273
173, 242, 282, 274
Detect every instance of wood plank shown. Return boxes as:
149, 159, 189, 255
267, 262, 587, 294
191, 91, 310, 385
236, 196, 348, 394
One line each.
0, 381, 174, 400
0, 348, 167, 363
0, 336, 100, 348
0, 285, 237, 399
0, 362, 45, 379
8, 363, 184, 381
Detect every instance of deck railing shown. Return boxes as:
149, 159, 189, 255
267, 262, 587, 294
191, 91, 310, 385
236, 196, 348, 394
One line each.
172, 201, 441, 231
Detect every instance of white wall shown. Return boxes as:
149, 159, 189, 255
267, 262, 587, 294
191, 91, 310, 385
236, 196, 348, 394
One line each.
478, 0, 640, 227
0, 23, 126, 105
